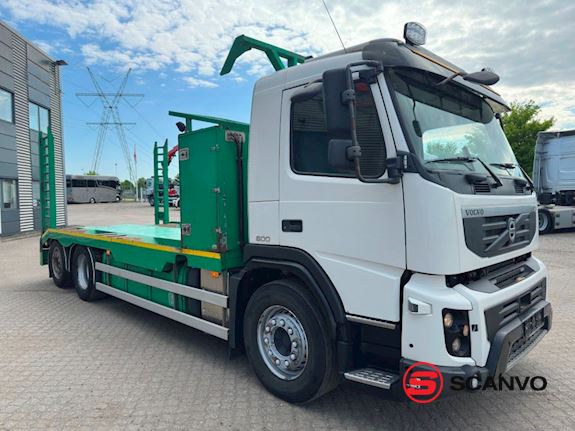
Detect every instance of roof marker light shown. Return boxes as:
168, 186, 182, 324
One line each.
404, 22, 426, 46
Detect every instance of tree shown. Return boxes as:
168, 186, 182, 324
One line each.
85, 170, 98, 175
174, 173, 180, 184
501, 101, 554, 175
137, 177, 147, 190
121, 180, 134, 191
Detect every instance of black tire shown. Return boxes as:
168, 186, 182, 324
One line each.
89, 197, 96, 204
243, 278, 338, 403
71, 246, 103, 301
538, 209, 553, 234
48, 241, 72, 288
148, 196, 154, 206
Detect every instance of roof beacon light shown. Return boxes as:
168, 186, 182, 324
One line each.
404, 22, 426, 46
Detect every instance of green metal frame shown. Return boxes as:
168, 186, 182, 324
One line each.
168, 111, 249, 131
153, 140, 170, 225
39, 128, 57, 232
220, 35, 306, 75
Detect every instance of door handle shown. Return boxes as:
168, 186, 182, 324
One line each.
282, 219, 303, 232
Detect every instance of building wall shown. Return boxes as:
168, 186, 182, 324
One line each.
0, 21, 66, 236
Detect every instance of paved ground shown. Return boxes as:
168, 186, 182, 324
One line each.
0, 202, 574, 430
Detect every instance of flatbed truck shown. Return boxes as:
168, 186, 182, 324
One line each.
40, 24, 552, 403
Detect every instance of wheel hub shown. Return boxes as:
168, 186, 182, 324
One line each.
257, 305, 308, 380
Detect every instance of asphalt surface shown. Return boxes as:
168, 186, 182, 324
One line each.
0, 202, 574, 430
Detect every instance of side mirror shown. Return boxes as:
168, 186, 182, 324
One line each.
322, 68, 352, 135
328, 139, 357, 171
463, 69, 500, 86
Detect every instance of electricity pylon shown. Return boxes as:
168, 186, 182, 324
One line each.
76, 68, 143, 185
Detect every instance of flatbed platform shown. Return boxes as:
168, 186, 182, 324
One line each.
83, 224, 182, 248
41, 224, 226, 272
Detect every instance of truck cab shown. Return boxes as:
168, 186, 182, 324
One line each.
244, 28, 550, 397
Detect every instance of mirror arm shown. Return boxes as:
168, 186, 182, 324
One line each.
341, 61, 401, 184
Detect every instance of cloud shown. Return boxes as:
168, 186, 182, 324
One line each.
183, 76, 218, 88
2, 0, 575, 126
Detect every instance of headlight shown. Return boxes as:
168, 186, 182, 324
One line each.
442, 309, 471, 357
443, 312, 454, 328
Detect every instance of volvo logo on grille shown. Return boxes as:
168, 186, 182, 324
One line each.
508, 217, 517, 243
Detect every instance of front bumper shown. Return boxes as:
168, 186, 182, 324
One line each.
400, 299, 552, 394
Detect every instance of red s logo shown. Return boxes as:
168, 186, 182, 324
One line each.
403, 362, 444, 404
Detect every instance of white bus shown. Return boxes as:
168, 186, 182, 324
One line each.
66, 175, 122, 204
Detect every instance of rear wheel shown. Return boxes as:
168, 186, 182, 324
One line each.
243, 279, 338, 403
538, 209, 553, 234
72, 247, 103, 301
49, 241, 71, 288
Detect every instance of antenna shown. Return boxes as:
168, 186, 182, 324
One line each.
321, 0, 347, 53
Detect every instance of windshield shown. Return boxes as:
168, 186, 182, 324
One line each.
387, 68, 523, 178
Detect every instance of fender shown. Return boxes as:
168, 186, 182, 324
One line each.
229, 244, 348, 350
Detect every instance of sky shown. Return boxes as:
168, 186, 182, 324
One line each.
1, 0, 574, 182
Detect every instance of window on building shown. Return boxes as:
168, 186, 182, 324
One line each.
1, 179, 18, 209
29, 102, 50, 134
0, 88, 14, 123
32, 181, 40, 208
290, 82, 386, 178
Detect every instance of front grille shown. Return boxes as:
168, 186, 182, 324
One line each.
463, 210, 537, 258
484, 279, 546, 341
473, 182, 491, 194
489, 264, 534, 289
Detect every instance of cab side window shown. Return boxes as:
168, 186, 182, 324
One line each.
290, 82, 386, 178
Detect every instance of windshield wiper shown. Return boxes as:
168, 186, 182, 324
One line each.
490, 162, 516, 169
426, 157, 503, 187
426, 157, 475, 164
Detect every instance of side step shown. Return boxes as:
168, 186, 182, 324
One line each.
344, 368, 400, 389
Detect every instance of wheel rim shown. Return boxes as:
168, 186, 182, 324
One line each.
539, 212, 548, 232
76, 254, 90, 290
51, 247, 64, 279
257, 305, 308, 380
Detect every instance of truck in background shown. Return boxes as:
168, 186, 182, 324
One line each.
533, 130, 575, 233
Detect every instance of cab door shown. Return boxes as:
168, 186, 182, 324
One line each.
278, 79, 406, 322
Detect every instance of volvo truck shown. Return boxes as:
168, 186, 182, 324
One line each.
39, 23, 552, 403
533, 129, 575, 233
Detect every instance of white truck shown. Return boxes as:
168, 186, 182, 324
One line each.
42, 23, 552, 403
533, 129, 575, 233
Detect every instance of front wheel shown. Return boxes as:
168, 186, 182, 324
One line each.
538, 209, 553, 234
243, 279, 338, 403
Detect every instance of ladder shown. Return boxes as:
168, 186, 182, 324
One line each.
153, 140, 170, 225
39, 128, 57, 232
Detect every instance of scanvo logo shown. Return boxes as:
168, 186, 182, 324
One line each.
402, 361, 549, 404
402, 362, 444, 404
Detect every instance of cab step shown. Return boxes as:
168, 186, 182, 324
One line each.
344, 368, 400, 389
